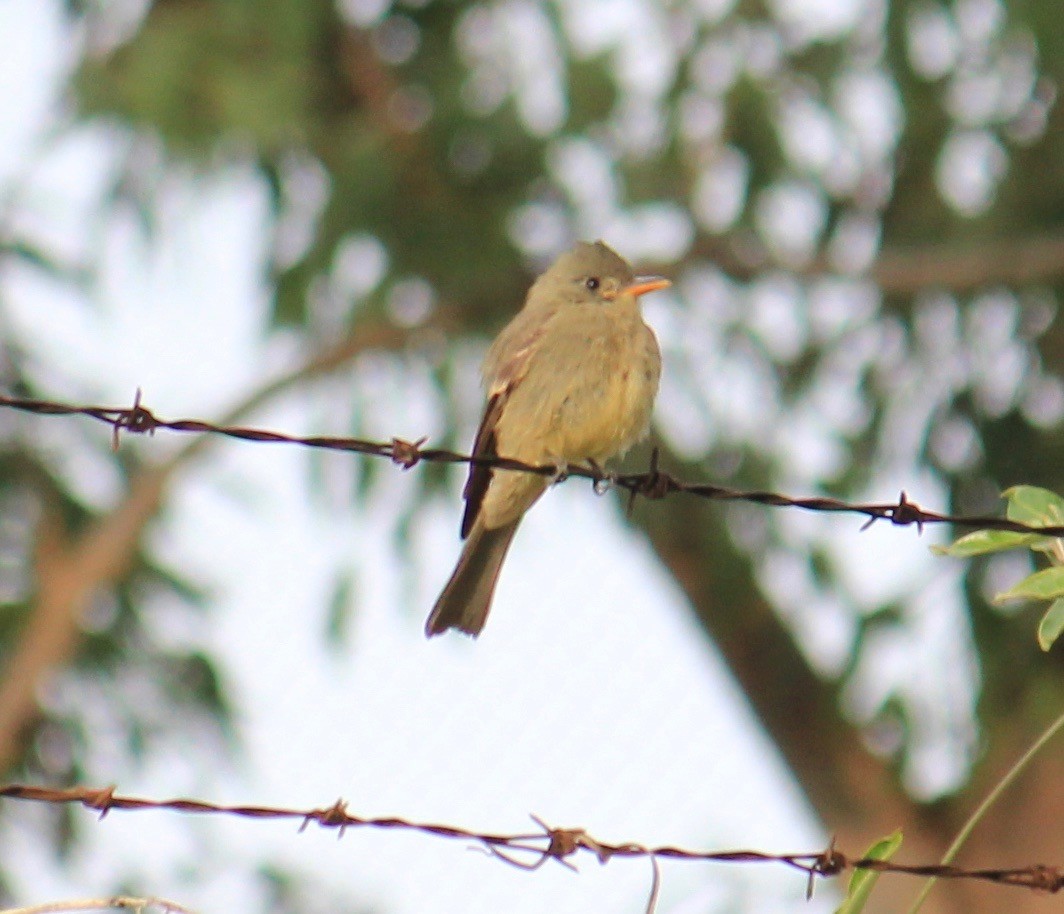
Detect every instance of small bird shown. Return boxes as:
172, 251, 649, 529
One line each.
425, 240, 670, 637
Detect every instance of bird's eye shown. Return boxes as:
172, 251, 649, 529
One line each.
585, 277, 601, 291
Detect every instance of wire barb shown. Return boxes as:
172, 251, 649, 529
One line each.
808, 837, 845, 899
388, 436, 427, 469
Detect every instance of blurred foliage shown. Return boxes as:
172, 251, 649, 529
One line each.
1, 0, 1064, 908
76, 0, 541, 325
935, 486, 1064, 649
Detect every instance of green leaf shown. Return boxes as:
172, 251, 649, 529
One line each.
1002, 486, 1064, 528
993, 566, 1064, 605
1037, 598, 1064, 651
930, 529, 1044, 557
1030, 536, 1064, 556
835, 831, 903, 914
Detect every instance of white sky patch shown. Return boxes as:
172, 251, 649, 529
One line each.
830, 466, 952, 611
4, 147, 276, 417
768, 0, 865, 44
0, 0, 72, 185
689, 34, 741, 95
678, 90, 725, 145
271, 149, 331, 270
758, 547, 857, 677
387, 275, 435, 327
827, 211, 882, 274
557, 0, 678, 107
338, 0, 390, 27
807, 277, 880, 343
507, 200, 572, 256
1022, 374, 1064, 429
778, 91, 839, 177
556, 0, 644, 58
316, 232, 389, 331
610, 5, 677, 99
691, 340, 783, 448
691, 0, 738, 25
947, 66, 1009, 127
654, 364, 717, 457
930, 413, 982, 471
738, 23, 784, 79
692, 146, 748, 232
772, 404, 849, 483
906, 2, 961, 80
95, 167, 275, 413
842, 564, 978, 799
807, 362, 871, 439
834, 67, 904, 165
965, 291, 1028, 417
610, 94, 669, 156
603, 202, 693, 261
548, 136, 618, 227
746, 273, 808, 364
953, 0, 1004, 48
754, 179, 828, 267
996, 34, 1040, 122
935, 128, 1007, 215
456, 1, 567, 136
498, 0, 567, 135
4, 123, 125, 270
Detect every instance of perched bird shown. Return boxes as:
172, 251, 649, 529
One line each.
425, 240, 670, 637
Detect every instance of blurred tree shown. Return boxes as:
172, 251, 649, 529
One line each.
2, 0, 1063, 911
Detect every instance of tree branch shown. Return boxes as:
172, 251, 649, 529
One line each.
689, 230, 1064, 294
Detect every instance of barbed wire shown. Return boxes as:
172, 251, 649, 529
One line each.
0, 783, 1061, 906
1, 392, 1062, 537
0, 896, 195, 914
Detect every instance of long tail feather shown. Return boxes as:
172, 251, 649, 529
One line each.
425, 520, 520, 637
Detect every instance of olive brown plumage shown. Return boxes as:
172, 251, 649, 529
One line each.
425, 241, 669, 637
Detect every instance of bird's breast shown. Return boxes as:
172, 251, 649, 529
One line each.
547, 314, 660, 463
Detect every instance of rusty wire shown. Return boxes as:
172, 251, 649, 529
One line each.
0, 896, 196, 914
0, 783, 1060, 899
1, 392, 1061, 538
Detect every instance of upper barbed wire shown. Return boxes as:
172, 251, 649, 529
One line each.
1, 392, 1061, 537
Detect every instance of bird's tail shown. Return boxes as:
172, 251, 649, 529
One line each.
425, 520, 520, 637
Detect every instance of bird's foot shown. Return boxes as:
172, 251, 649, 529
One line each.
587, 459, 616, 495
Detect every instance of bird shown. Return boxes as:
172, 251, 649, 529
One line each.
425, 240, 670, 638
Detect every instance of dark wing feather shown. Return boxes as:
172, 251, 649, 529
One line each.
460, 391, 507, 538
460, 315, 549, 538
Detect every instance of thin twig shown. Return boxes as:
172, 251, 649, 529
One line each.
907, 708, 1064, 913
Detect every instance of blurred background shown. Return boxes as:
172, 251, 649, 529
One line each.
0, 0, 1062, 912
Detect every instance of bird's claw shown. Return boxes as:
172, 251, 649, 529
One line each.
587, 459, 616, 495
550, 461, 570, 485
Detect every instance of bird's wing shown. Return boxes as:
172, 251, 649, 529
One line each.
459, 328, 545, 539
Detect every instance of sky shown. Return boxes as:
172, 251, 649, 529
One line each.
0, 3, 833, 913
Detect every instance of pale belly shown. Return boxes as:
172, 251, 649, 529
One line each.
478, 312, 660, 529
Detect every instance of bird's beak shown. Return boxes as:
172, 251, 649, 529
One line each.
621, 276, 671, 298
